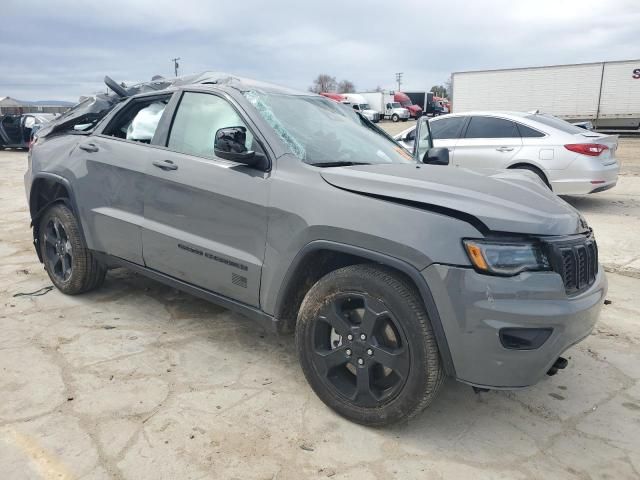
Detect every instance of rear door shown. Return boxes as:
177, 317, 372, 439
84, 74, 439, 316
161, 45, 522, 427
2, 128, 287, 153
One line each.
141, 90, 270, 307
453, 115, 522, 170
73, 93, 173, 265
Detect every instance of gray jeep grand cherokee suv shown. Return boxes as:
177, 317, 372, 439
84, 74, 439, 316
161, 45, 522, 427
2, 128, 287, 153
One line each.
25, 73, 606, 426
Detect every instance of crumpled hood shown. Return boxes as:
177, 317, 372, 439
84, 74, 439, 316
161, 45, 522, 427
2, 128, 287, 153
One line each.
320, 164, 586, 236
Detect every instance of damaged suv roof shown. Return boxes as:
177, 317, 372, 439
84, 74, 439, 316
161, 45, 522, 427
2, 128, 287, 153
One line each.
37, 72, 309, 138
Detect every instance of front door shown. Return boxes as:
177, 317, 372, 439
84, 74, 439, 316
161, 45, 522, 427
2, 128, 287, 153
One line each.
428, 115, 468, 163
1, 115, 22, 145
141, 90, 269, 307
452, 115, 522, 170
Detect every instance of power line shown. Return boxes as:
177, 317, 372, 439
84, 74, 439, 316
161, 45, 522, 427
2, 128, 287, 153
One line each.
395, 72, 403, 92
171, 57, 181, 77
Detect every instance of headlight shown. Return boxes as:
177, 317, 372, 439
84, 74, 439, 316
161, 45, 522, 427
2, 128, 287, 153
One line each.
463, 239, 550, 276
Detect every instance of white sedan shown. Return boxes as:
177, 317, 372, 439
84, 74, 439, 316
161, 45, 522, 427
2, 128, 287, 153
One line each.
394, 112, 619, 195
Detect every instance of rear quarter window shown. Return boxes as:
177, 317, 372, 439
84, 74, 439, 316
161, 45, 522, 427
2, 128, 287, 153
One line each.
516, 123, 545, 138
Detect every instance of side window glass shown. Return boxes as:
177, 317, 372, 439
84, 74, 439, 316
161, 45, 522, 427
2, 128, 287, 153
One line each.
405, 128, 416, 141
465, 116, 519, 139
516, 123, 545, 138
168, 92, 254, 159
430, 117, 466, 140
104, 97, 169, 143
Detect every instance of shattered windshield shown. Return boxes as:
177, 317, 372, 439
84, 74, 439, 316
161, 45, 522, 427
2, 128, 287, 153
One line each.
243, 91, 414, 166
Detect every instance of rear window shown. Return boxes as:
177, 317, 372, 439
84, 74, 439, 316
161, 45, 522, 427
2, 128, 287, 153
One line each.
525, 114, 586, 134
465, 116, 519, 138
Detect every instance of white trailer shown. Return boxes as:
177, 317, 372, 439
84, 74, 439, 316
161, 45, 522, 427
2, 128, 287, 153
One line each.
452, 59, 640, 130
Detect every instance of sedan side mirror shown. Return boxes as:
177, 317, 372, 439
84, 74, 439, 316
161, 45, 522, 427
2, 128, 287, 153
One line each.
422, 147, 449, 165
214, 126, 266, 169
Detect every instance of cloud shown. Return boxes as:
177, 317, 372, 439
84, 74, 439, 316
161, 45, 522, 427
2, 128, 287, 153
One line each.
0, 0, 638, 101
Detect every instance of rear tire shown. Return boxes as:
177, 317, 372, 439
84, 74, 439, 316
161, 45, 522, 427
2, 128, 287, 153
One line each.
512, 164, 551, 189
295, 264, 444, 426
38, 203, 106, 294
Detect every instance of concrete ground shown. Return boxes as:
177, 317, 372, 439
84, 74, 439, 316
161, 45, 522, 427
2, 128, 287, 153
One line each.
1, 142, 639, 480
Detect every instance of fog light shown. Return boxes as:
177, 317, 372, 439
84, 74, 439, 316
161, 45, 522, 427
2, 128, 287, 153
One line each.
499, 328, 552, 350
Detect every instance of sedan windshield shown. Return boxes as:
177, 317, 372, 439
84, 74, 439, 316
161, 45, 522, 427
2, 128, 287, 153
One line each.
244, 91, 414, 166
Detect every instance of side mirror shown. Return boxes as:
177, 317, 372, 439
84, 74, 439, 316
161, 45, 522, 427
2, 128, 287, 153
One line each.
422, 147, 449, 165
214, 126, 265, 169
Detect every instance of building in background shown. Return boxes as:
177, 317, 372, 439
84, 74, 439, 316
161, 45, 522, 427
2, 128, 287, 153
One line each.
0, 96, 73, 115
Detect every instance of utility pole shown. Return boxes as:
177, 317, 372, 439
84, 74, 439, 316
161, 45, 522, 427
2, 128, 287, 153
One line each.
395, 72, 403, 92
171, 57, 181, 77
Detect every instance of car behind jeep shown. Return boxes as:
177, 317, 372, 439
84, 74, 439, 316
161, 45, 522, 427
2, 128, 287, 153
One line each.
25, 73, 607, 426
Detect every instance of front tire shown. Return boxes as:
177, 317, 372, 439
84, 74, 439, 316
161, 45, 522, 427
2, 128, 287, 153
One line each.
391, 114, 400, 122
295, 265, 444, 426
38, 203, 106, 294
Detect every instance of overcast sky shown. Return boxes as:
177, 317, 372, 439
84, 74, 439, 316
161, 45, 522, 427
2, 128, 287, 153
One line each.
1, 0, 638, 101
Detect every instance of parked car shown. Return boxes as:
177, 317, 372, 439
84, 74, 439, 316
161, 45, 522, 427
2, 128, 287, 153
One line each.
26, 74, 606, 426
340, 93, 380, 122
395, 111, 619, 195
572, 121, 594, 131
394, 92, 422, 118
0, 113, 55, 149
359, 91, 410, 122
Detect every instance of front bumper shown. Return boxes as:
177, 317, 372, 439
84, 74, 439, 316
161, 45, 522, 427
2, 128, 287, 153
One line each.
422, 264, 607, 388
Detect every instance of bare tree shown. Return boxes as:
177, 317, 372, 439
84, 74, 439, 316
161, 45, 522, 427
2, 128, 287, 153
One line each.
430, 84, 448, 98
309, 74, 337, 93
337, 80, 356, 93
444, 76, 452, 100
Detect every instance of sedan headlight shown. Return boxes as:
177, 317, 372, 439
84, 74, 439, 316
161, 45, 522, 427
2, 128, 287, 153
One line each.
463, 239, 550, 276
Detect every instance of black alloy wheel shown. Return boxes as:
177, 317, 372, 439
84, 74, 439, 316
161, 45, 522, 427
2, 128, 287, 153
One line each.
43, 217, 73, 282
296, 265, 444, 426
310, 292, 410, 407
38, 203, 106, 294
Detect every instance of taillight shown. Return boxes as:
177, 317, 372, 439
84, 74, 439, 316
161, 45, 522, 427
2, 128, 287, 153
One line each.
564, 143, 608, 156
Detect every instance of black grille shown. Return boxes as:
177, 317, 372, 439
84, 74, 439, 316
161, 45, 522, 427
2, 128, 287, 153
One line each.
547, 235, 598, 295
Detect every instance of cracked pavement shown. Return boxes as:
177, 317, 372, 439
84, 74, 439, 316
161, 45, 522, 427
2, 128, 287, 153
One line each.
1, 145, 639, 479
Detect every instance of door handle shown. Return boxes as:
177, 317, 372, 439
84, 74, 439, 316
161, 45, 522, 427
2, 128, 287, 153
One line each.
153, 160, 178, 171
79, 143, 99, 153
496, 146, 514, 152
